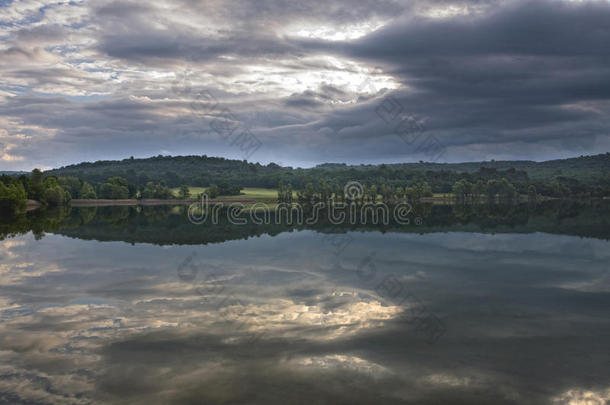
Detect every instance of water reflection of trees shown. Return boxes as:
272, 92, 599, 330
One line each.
1, 201, 609, 243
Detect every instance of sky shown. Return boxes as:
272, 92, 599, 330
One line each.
0, 0, 609, 170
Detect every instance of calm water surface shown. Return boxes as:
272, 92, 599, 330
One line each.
1, 203, 609, 404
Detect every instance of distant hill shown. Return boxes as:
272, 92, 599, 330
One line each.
46, 152, 610, 191
47, 155, 289, 188
318, 154, 610, 180
0, 171, 28, 176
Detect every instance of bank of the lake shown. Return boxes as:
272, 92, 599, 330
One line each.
68, 198, 258, 207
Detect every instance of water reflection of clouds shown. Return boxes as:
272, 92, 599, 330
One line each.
552, 388, 610, 404
0, 230, 609, 403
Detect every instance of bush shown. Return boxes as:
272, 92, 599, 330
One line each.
140, 182, 173, 199
178, 184, 190, 199
58, 176, 82, 198
217, 182, 243, 196
0, 182, 27, 214
207, 184, 219, 198
98, 183, 129, 199
79, 182, 97, 199
43, 186, 68, 206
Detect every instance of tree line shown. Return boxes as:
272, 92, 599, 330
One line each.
3, 156, 609, 216
278, 181, 433, 204
0, 169, 78, 214
47, 154, 610, 193
47, 155, 610, 199
0, 170, 190, 215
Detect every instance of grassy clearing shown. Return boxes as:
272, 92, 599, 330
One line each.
171, 186, 280, 201
170, 186, 206, 197
171, 187, 450, 201
221, 188, 278, 200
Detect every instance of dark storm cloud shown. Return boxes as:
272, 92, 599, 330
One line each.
170, 0, 403, 28
329, 0, 610, 159
99, 32, 301, 66
253, 0, 608, 163
93, 0, 402, 66
350, 2, 610, 58
1, 0, 610, 168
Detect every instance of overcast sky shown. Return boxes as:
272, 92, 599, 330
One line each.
1, 0, 609, 170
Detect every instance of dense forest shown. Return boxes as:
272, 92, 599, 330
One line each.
1, 153, 610, 215
46, 153, 610, 188
47, 153, 610, 195
0, 169, 181, 215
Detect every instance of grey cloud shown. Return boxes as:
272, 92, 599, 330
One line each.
93, 0, 403, 65
14, 24, 67, 44
281, 0, 610, 162
1, 0, 610, 168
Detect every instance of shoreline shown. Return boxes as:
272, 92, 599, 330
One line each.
25, 199, 42, 211
23, 195, 609, 210
69, 198, 258, 207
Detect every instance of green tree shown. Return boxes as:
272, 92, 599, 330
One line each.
207, 184, 219, 199
277, 181, 292, 203
79, 182, 97, 199
178, 184, 191, 199
395, 186, 404, 201
304, 183, 314, 203
99, 178, 130, 199
277, 182, 285, 203
319, 178, 331, 202
527, 185, 537, 201
217, 181, 243, 196
141, 182, 173, 199
58, 177, 82, 198
474, 180, 487, 202
43, 186, 68, 206
452, 180, 469, 202
0, 182, 27, 214
370, 185, 378, 203
334, 184, 344, 203
486, 179, 501, 202
380, 184, 393, 203
43, 176, 58, 189
405, 186, 417, 202
30, 169, 44, 201
421, 182, 433, 197
499, 178, 517, 201
107, 177, 128, 188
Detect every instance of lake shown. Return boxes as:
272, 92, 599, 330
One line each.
1, 201, 609, 404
